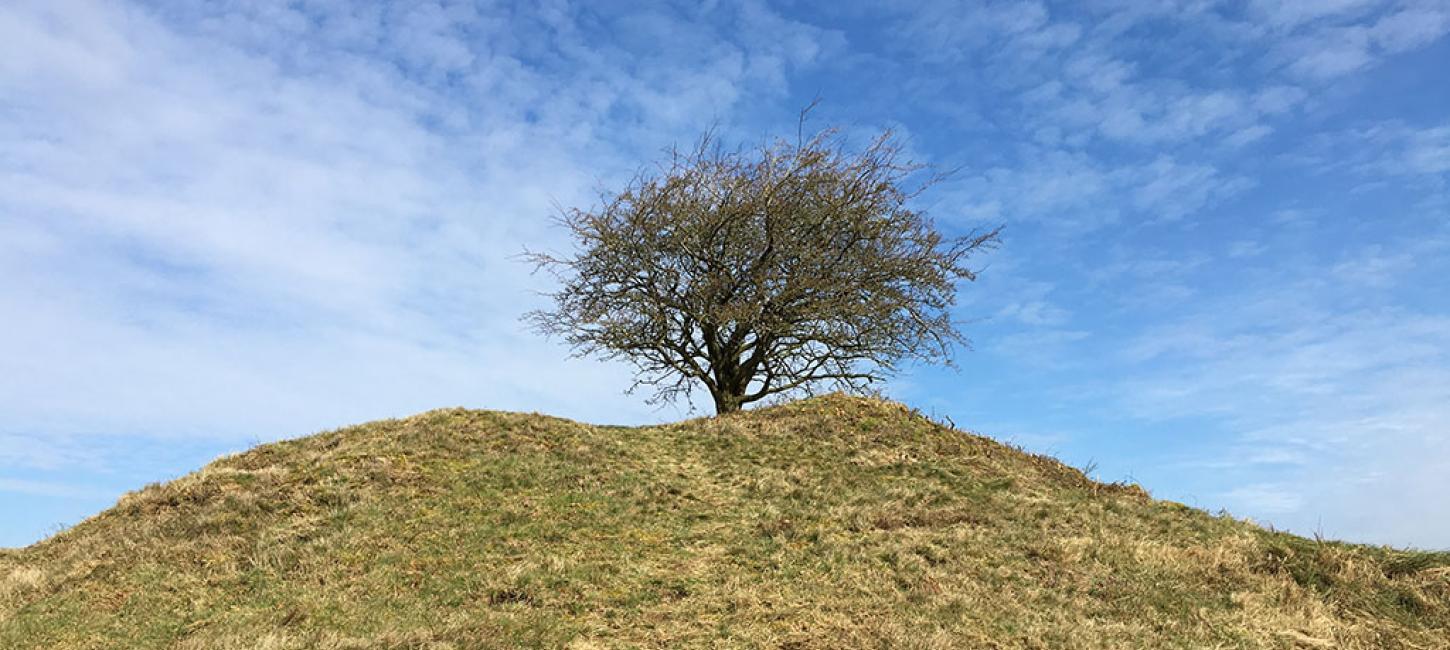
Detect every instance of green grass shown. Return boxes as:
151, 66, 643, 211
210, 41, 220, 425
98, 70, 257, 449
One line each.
2, 395, 1447, 648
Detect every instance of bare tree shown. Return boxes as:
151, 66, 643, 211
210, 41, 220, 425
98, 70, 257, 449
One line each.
525, 125, 1001, 414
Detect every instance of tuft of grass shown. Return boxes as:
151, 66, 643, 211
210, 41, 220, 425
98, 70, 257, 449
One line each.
1, 394, 1446, 648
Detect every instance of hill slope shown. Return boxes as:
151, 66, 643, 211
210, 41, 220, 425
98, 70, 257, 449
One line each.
2, 395, 1447, 649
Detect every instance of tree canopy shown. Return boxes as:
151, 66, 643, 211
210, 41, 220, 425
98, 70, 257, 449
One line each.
527, 127, 1000, 414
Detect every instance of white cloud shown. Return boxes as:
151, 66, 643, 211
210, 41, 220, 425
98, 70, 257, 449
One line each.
1131, 157, 1254, 221
997, 300, 1071, 327
1262, 0, 1450, 80
1252, 85, 1309, 114
1370, 3, 1450, 53
948, 148, 1116, 229
1402, 126, 1450, 175
1221, 483, 1305, 515
1287, 26, 1376, 78
0, 0, 835, 458
891, 0, 1079, 64
0, 478, 114, 500
893, 0, 1448, 151
1112, 243, 1450, 546
1225, 124, 1274, 148
991, 329, 1092, 367
1303, 121, 1450, 183
1227, 239, 1268, 258
938, 146, 1252, 235
1249, 0, 1381, 29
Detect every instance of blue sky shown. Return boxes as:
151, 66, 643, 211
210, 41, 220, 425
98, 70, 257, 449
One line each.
2, 0, 1447, 549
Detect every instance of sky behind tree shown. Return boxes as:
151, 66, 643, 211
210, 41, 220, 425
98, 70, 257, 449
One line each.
2, 0, 1448, 548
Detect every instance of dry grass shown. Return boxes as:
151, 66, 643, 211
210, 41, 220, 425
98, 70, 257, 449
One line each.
1, 395, 1446, 648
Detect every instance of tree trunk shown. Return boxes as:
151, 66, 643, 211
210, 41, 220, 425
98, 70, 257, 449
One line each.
712, 389, 744, 415
710, 352, 747, 414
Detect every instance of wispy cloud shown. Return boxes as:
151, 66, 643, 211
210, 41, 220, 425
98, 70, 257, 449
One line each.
0, 478, 113, 500
1107, 237, 1450, 545
0, 0, 838, 442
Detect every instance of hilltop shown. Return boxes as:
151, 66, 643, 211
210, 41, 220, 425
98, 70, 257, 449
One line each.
2, 395, 1447, 648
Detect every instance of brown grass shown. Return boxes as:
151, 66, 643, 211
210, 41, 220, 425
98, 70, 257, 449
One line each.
1, 395, 1446, 648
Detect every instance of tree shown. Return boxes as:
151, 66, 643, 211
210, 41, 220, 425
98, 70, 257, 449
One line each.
525, 125, 1001, 414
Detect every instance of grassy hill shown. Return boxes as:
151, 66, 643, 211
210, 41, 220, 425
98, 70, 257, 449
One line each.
2, 395, 1447, 649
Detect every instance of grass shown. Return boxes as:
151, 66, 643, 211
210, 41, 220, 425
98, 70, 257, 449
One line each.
1, 394, 1446, 648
